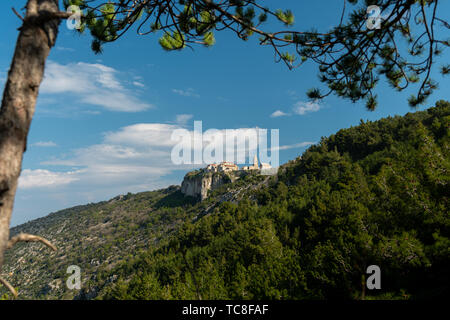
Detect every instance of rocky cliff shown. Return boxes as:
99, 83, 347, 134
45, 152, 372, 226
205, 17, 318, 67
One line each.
181, 170, 242, 200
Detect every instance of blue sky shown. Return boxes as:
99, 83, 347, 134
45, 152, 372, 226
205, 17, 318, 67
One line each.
1, 1, 449, 226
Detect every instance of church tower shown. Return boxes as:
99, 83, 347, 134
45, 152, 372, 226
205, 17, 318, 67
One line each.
253, 154, 259, 168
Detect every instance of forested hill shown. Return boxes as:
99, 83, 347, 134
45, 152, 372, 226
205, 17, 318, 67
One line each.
1, 101, 449, 300
99, 100, 449, 300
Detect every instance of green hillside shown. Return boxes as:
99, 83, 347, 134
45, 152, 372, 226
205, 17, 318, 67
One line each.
1, 172, 264, 299
2, 101, 449, 300
100, 100, 449, 300
1, 187, 199, 299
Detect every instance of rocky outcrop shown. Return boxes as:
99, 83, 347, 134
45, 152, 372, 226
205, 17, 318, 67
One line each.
181, 170, 241, 200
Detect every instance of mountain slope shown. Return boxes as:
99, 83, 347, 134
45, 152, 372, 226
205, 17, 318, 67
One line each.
99, 100, 449, 300
1, 100, 449, 300
1, 187, 198, 299
1, 171, 265, 299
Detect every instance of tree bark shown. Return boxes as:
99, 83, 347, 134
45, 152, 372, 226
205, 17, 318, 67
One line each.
0, 0, 61, 273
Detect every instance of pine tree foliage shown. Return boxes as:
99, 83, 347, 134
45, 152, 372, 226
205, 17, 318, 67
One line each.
63, 0, 448, 108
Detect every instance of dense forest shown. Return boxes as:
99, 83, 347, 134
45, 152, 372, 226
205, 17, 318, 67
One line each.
95, 100, 449, 300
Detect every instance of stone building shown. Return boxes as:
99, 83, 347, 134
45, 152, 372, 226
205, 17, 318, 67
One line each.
206, 154, 272, 173
206, 162, 238, 172
242, 154, 261, 171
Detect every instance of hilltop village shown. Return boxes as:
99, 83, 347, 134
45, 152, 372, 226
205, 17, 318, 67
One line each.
205, 155, 272, 172
181, 155, 274, 200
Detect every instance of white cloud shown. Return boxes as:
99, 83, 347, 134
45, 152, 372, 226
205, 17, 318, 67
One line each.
133, 81, 145, 88
31, 141, 57, 147
37, 123, 190, 191
276, 141, 315, 151
175, 114, 193, 125
103, 123, 181, 147
269, 101, 322, 118
20, 122, 295, 209
270, 110, 289, 118
55, 46, 75, 52
16, 121, 313, 225
40, 61, 153, 112
33, 123, 278, 188
19, 169, 81, 189
172, 88, 200, 98
292, 101, 321, 115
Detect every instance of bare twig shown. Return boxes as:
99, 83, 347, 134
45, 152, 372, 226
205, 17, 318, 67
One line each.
0, 276, 18, 298
7, 233, 57, 251
12, 7, 25, 21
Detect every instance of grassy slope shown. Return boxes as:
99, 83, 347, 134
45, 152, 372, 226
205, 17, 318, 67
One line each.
1, 172, 263, 299
1, 187, 198, 299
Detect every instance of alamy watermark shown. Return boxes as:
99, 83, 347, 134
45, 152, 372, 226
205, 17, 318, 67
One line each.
366, 265, 381, 290
66, 265, 81, 290
366, 5, 382, 30
66, 4, 387, 31
67, 4, 385, 31
66, 5, 82, 30
366, 5, 397, 30
171, 121, 279, 174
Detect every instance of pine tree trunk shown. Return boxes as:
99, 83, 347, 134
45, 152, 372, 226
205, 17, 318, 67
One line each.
0, 0, 60, 272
